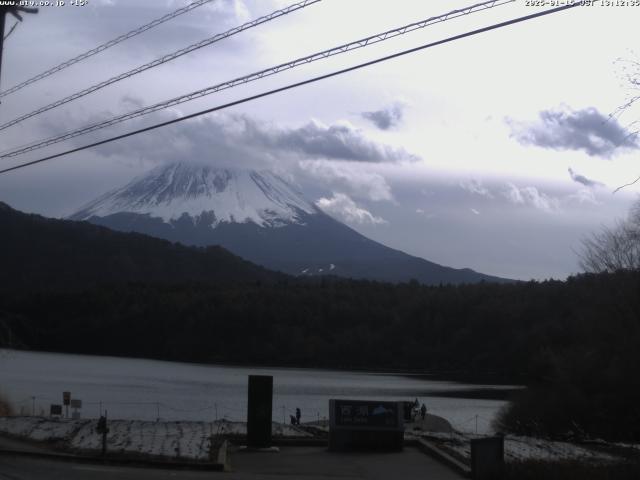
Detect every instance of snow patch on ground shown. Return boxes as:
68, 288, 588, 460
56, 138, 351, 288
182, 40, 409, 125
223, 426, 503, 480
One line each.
0, 416, 84, 441
420, 431, 625, 463
0, 417, 311, 460
3, 416, 631, 464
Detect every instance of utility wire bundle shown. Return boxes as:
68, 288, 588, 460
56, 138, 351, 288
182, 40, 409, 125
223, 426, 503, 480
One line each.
0, 0, 581, 175
0, 0, 513, 158
0, 0, 216, 99
0, 0, 321, 132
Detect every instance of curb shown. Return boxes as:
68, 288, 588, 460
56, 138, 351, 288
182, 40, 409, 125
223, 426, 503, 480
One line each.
414, 438, 472, 478
273, 438, 328, 447
2, 438, 469, 476
217, 439, 228, 470
223, 435, 328, 447
0, 447, 225, 471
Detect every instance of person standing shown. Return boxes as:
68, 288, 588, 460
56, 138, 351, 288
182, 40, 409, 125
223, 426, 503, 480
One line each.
295, 407, 301, 425
420, 403, 427, 420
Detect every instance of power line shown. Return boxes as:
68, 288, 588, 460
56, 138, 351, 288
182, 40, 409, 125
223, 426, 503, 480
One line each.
0, 0, 320, 132
0, 3, 580, 177
0, 0, 515, 158
0, 0, 215, 99
3, 21, 19, 41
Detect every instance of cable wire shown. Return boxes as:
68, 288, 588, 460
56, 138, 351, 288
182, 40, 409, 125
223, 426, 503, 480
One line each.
0, 0, 321, 132
0, 0, 514, 158
0, 0, 216, 99
0, 3, 580, 176
3, 21, 19, 41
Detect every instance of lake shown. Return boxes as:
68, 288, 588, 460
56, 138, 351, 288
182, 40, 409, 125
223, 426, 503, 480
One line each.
0, 349, 515, 434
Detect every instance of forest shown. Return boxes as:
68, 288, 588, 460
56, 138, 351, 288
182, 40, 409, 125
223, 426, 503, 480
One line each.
2, 270, 639, 441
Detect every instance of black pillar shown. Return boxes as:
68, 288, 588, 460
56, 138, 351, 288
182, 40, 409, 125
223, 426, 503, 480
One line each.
471, 436, 504, 480
247, 375, 273, 448
0, 9, 6, 87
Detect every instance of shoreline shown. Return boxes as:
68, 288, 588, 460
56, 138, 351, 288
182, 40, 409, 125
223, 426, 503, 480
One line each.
0, 347, 525, 388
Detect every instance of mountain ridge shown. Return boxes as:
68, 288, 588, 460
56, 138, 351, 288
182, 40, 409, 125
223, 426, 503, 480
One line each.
0, 201, 283, 291
70, 162, 511, 285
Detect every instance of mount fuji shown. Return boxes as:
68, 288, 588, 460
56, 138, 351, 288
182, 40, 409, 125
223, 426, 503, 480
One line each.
70, 162, 507, 285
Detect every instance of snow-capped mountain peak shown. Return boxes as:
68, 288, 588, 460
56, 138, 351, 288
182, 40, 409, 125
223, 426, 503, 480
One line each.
71, 162, 317, 227
69, 161, 510, 285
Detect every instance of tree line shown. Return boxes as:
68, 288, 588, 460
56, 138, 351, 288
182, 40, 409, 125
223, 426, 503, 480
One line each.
2, 270, 639, 441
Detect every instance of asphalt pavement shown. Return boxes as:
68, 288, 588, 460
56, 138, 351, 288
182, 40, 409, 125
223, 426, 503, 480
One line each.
0, 445, 465, 479
0, 455, 214, 480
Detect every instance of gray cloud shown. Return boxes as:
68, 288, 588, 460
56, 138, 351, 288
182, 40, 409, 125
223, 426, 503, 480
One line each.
509, 106, 638, 157
255, 119, 416, 162
568, 167, 604, 188
361, 103, 404, 130
95, 111, 418, 165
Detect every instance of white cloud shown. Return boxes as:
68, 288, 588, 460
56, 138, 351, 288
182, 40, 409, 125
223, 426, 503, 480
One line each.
565, 188, 601, 206
299, 160, 394, 202
460, 178, 493, 198
316, 193, 387, 225
470, 208, 480, 215
167, 0, 247, 19
502, 183, 559, 212
416, 208, 436, 219
230, 0, 250, 21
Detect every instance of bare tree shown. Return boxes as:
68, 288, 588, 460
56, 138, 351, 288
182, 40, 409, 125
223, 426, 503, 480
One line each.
613, 54, 640, 132
611, 54, 640, 192
579, 199, 640, 272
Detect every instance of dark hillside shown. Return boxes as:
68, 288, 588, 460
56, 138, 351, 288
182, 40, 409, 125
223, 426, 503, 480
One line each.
0, 202, 283, 291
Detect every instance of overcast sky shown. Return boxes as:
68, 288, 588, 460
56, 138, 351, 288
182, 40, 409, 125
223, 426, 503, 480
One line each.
1, 0, 639, 280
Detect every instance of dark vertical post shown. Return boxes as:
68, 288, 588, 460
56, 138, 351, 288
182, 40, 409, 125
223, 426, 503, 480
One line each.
101, 417, 107, 456
63, 391, 70, 418
96, 410, 109, 456
246, 375, 273, 448
471, 436, 504, 480
0, 5, 38, 94
0, 9, 6, 88
102, 410, 109, 457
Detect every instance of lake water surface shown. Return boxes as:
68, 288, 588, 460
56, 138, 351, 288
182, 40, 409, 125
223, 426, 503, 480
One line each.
0, 349, 514, 434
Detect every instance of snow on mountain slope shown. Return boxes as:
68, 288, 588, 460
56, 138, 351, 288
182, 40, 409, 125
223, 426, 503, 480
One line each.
71, 162, 317, 227
69, 161, 511, 285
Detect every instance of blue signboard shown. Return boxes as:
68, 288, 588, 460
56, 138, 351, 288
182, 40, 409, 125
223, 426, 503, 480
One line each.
333, 399, 400, 428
